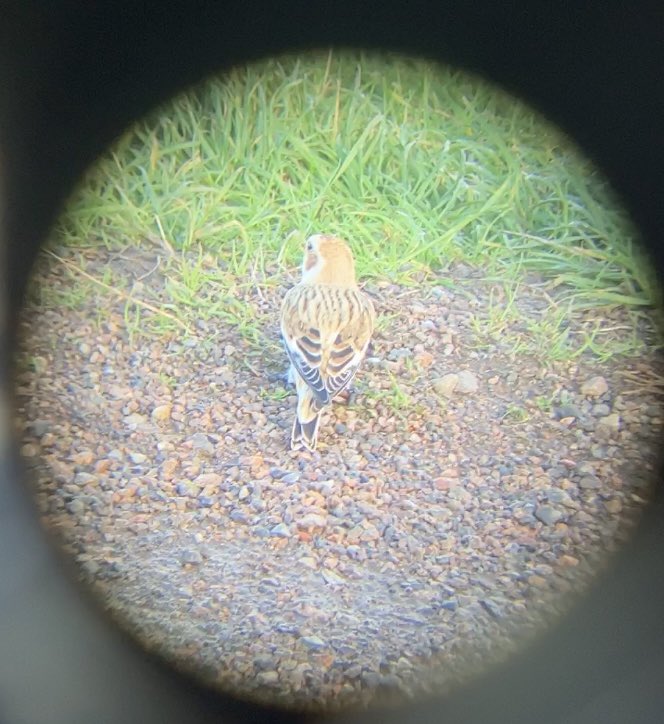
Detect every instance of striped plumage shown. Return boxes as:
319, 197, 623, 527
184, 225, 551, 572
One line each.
281, 234, 375, 451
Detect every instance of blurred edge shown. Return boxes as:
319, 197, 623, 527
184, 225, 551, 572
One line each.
0, 1, 663, 723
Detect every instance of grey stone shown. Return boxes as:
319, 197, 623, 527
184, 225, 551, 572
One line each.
269, 523, 291, 538
456, 370, 479, 394
180, 549, 203, 565
190, 433, 215, 455
535, 505, 563, 525
301, 635, 326, 651
579, 475, 602, 490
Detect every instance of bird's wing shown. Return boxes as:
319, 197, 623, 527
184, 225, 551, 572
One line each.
281, 285, 374, 405
281, 286, 330, 405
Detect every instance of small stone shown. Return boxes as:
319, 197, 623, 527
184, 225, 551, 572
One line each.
73, 450, 95, 465
456, 370, 479, 394
269, 523, 291, 538
479, 598, 503, 619
190, 433, 215, 455
151, 404, 172, 422
433, 373, 459, 397
581, 376, 608, 397
128, 452, 147, 464
415, 351, 434, 368
253, 655, 275, 671
597, 413, 621, 434
124, 413, 148, 428
388, 347, 413, 361
280, 472, 301, 485
605, 498, 623, 514
256, 670, 279, 686
440, 600, 458, 612
162, 459, 179, 479
180, 549, 203, 565
81, 559, 100, 577
29, 419, 50, 437
301, 635, 326, 651
67, 499, 85, 515
194, 472, 222, 487
175, 482, 197, 497
579, 474, 601, 490
21, 443, 39, 457
269, 467, 286, 479
529, 574, 548, 588
229, 510, 249, 524
554, 404, 582, 420
74, 472, 96, 486
535, 505, 563, 525
298, 513, 328, 529
321, 568, 346, 586
198, 496, 215, 508
41, 433, 56, 447
592, 403, 611, 417
560, 555, 579, 567
345, 665, 363, 679
299, 556, 318, 570
361, 671, 382, 688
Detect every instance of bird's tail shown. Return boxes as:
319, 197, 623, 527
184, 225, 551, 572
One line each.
291, 378, 323, 451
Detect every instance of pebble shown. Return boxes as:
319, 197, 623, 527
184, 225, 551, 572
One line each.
321, 569, 346, 586
124, 412, 147, 428
535, 505, 564, 525
269, 523, 291, 538
581, 376, 609, 397
20, 442, 39, 457
195, 472, 223, 487
597, 413, 621, 434
29, 419, 50, 437
67, 499, 85, 514
592, 403, 611, 417
432, 373, 458, 397
74, 472, 96, 486
604, 498, 623, 514
256, 671, 279, 686
578, 474, 602, 490
151, 404, 172, 422
456, 370, 479, 394
301, 635, 327, 651
189, 433, 215, 455
298, 514, 328, 529
180, 549, 203, 565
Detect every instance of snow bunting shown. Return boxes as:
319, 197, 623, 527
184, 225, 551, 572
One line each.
280, 234, 375, 451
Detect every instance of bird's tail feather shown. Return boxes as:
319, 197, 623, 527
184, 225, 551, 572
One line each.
291, 413, 321, 451
291, 382, 323, 451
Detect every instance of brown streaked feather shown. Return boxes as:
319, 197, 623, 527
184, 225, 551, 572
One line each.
281, 284, 374, 405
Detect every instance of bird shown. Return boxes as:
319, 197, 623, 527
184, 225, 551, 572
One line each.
280, 234, 375, 451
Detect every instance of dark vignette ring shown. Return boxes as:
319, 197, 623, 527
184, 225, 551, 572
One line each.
1, 2, 662, 723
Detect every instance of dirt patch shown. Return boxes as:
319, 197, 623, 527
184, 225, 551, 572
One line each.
14, 243, 663, 712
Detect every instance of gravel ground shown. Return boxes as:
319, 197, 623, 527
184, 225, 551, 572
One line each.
14, 243, 663, 713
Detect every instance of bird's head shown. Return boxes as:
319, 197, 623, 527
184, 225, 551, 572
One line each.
300, 234, 356, 286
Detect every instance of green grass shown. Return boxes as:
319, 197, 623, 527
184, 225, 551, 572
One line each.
45, 49, 659, 359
